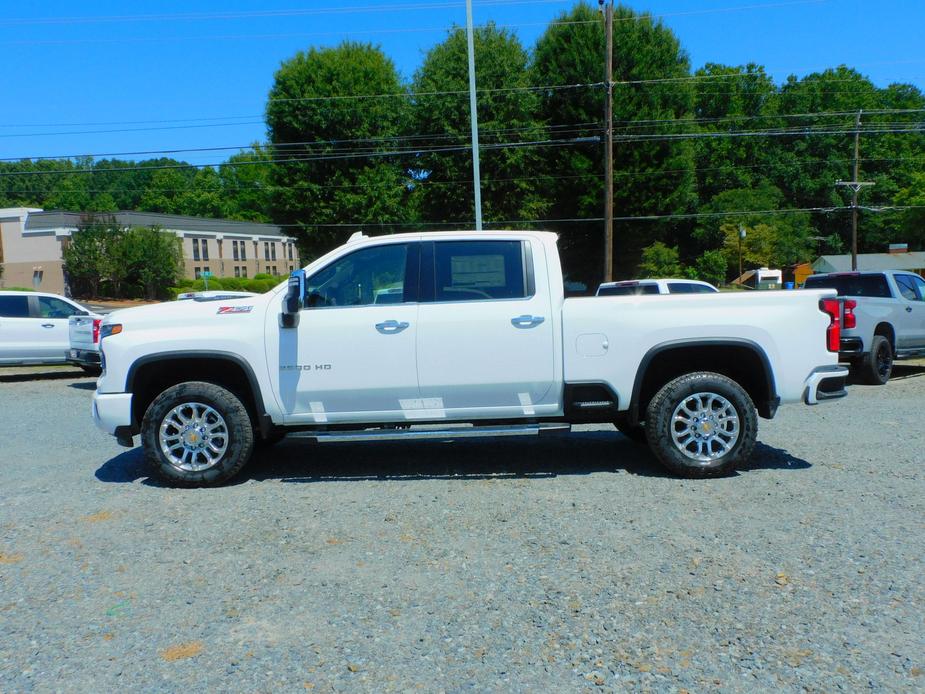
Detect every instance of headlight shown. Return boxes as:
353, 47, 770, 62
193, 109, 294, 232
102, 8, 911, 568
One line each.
100, 323, 123, 340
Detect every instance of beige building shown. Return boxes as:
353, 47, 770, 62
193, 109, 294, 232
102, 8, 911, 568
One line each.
0, 208, 300, 295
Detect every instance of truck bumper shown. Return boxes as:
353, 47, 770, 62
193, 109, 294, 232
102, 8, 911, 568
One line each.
66, 348, 101, 367
92, 391, 134, 443
803, 365, 849, 405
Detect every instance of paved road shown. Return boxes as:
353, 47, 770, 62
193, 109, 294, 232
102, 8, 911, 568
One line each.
1, 364, 923, 691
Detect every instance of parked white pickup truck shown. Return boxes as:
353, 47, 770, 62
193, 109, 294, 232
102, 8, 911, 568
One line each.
803, 270, 925, 384
92, 231, 848, 486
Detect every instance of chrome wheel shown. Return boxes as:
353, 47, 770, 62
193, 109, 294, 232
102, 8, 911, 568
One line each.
158, 402, 229, 472
670, 392, 740, 465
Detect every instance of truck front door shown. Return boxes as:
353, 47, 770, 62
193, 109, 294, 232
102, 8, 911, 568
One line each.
271, 241, 421, 424
895, 274, 925, 348
415, 239, 558, 419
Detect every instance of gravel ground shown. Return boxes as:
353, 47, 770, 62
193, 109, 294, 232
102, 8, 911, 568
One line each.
1, 363, 923, 692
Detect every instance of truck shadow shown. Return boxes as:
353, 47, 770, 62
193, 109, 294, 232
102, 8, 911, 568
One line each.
95, 433, 810, 486
0, 368, 92, 383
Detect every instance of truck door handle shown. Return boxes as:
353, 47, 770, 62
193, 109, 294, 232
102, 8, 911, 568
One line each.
511, 314, 545, 329
42, 323, 55, 328
907, 306, 913, 312
375, 320, 410, 334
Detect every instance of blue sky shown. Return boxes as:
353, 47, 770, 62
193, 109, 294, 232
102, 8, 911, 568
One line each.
1, 0, 922, 164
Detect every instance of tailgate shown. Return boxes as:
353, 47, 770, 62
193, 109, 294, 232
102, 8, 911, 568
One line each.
69, 315, 98, 351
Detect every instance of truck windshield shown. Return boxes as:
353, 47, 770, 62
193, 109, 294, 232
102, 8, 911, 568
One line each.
803, 274, 891, 298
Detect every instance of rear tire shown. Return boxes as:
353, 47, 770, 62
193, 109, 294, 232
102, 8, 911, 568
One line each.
141, 381, 254, 487
645, 372, 757, 478
860, 335, 892, 385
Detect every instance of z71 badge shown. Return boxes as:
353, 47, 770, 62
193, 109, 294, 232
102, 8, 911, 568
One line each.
217, 305, 253, 314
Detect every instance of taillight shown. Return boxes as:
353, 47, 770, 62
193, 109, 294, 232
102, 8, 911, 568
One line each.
819, 298, 841, 352
843, 299, 857, 329
92, 318, 101, 345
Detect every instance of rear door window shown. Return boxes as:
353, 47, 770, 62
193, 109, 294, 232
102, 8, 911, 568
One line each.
803, 274, 892, 297
667, 282, 697, 294
598, 284, 659, 296
0, 296, 30, 317
895, 275, 921, 302
431, 241, 527, 302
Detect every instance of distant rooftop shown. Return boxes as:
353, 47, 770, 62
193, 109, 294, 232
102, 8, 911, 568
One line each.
813, 252, 925, 273
24, 210, 288, 238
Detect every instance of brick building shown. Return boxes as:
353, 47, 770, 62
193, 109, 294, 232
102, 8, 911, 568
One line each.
0, 208, 300, 294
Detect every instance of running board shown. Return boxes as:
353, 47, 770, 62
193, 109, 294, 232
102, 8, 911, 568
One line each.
294, 423, 571, 444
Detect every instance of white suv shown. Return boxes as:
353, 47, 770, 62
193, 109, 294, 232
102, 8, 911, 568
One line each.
596, 279, 718, 296
0, 291, 99, 368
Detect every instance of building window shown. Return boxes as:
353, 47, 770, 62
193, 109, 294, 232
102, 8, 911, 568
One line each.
194, 267, 201, 279
192, 239, 200, 261
271, 243, 277, 261
264, 242, 270, 261
202, 240, 209, 261
241, 267, 247, 278
234, 266, 241, 278
289, 265, 293, 274
232, 240, 239, 261
241, 242, 246, 260
288, 243, 294, 261
203, 266, 210, 275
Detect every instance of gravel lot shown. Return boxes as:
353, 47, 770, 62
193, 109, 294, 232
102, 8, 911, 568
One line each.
1, 364, 923, 692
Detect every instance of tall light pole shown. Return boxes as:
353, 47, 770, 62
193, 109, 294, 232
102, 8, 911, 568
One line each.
465, 0, 483, 230
738, 224, 746, 283
601, 0, 614, 282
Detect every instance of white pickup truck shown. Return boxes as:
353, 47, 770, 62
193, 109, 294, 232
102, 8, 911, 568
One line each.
803, 270, 925, 384
92, 231, 848, 486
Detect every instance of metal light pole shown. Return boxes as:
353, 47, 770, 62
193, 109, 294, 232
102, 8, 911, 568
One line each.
738, 224, 746, 283
465, 0, 483, 230
601, 0, 614, 282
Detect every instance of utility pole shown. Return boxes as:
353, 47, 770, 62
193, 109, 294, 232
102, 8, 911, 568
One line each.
738, 224, 746, 282
601, 0, 614, 282
835, 110, 874, 271
465, 0, 483, 230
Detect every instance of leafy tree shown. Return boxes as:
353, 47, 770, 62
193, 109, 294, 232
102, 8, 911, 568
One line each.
531, 2, 697, 283
688, 249, 728, 286
639, 241, 682, 277
692, 63, 778, 202
123, 226, 184, 299
892, 171, 925, 249
218, 145, 273, 222
694, 181, 815, 269
266, 42, 413, 260
412, 23, 548, 226
62, 216, 120, 297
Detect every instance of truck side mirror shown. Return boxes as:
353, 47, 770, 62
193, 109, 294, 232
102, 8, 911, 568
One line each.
281, 269, 305, 329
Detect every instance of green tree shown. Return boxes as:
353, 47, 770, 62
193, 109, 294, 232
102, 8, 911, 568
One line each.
638, 241, 682, 277
123, 226, 184, 299
62, 216, 120, 298
531, 2, 697, 283
688, 249, 728, 286
218, 144, 273, 222
266, 42, 413, 259
412, 23, 547, 226
893, 171, 925, 249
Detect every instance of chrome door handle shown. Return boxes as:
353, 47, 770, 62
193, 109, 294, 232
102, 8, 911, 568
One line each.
511, 314, 545, 329
41, 323, 55, 328
906, 306, 913, 312
375, 320, 410, 334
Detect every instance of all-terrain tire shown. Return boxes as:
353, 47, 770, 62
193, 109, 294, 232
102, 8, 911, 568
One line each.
141, 381, 255, 487
859, 335, 892, 385
645, 372, 758, 478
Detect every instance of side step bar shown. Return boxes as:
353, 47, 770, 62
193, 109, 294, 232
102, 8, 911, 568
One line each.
293, 423, 571, 444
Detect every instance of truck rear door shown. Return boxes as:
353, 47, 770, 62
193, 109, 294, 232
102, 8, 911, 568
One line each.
415, 238, 557, 418
893, 273, 925, 348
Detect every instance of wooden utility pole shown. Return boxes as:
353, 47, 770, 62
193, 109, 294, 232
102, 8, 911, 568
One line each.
835, 110, 873, 271
602, 0, 614, 282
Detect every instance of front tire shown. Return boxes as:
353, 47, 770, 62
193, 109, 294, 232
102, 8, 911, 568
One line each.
141, 381, 254, 487
645, 372, 757, 478
859, 335, 892, 385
